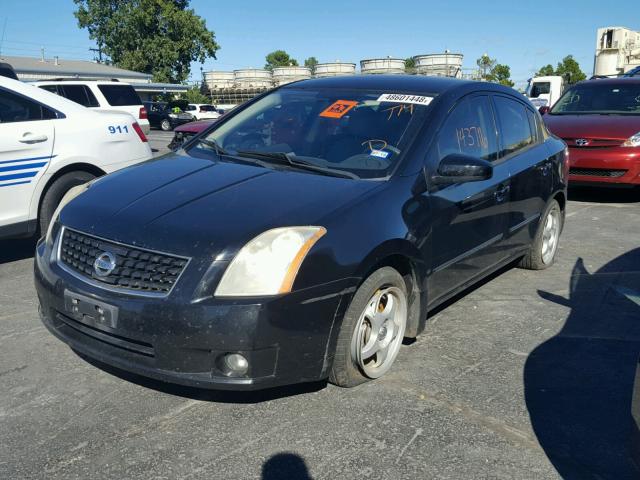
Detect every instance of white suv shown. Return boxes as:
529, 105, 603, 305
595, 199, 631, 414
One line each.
35, 80, 151, 134
0, 76, 152, 239
185, 103, 220, 120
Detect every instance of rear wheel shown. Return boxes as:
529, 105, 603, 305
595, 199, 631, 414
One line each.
160, 119, 172, 131
519, 199, 562, 270
330, 267, 408, 387
39, 171, 96, 235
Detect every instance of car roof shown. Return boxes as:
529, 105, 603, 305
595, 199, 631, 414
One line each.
34, 80, 132, 86
577, 77, 640, 86
282, 74, 477, 95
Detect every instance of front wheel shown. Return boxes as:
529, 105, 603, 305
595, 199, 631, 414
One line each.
330, 267, 408, 387
519, 199, 563, 270
160, 119, 172, 131
39, 171, 96, 235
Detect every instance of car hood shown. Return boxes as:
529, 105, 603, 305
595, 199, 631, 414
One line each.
59, 152, 381, 259
544, 114, 640, 141
175, 120, 215, 134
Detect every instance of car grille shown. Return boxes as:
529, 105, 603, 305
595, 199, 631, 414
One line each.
58, 228, 189, 295
569, 167, 627, 178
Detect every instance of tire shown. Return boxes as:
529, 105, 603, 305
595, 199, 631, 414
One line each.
161, 119, 172, 131
39, 171, 96, 235
329, 266, 408, 387
519, 199, 563, 270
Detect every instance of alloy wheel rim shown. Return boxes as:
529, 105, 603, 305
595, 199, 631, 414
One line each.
351, 286, 407, 379
541, 207, 560, 264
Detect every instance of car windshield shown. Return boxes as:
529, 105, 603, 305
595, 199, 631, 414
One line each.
551, 82, 640, 115
97, 84, 142, 106
186, 87, 435, 179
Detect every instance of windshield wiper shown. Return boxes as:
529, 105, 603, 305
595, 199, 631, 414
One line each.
196, 138, 229, 156
235, 150, 360, 179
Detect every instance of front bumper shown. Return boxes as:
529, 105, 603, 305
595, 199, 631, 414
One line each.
568, 146, 640, 186
34, 235, 354, 390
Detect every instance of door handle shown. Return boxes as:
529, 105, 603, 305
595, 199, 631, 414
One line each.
19, 133, 48, 144
494, 184, 510, 202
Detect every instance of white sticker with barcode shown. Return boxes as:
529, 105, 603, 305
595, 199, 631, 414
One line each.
377, 93, 434, 105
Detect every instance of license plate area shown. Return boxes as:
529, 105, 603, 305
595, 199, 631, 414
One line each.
64, 290, 119, 330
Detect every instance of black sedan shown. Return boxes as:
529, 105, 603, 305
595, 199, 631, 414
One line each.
35, 76, 568, 390
143, 101, 193, 131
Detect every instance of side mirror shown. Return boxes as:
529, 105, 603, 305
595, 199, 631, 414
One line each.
539, 106, 551, 115
432, 153, 493, 185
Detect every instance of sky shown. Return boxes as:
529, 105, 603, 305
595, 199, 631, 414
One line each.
0, 0, 637, 89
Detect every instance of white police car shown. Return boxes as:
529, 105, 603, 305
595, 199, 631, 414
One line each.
0, 76, 152, 240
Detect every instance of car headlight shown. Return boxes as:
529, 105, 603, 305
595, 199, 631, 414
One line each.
215, 226, 326, 297
622, 131, 640, 147
45, 181, 94, 244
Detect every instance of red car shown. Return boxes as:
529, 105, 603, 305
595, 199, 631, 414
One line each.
542, 78, 640, 187
168, 119, 216, 150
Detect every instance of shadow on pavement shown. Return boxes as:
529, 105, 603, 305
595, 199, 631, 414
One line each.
74, 351, 327, 404
527, 248, 640, 479
0, 236, 37, 264
262, 453, 313, 480
568, 185, 640, 204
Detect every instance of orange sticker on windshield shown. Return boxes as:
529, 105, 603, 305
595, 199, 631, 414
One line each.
319, 100, 358, 118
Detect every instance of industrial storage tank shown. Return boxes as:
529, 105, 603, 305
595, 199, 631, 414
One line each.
414, 52, 464, 78
314, 62, 356, 77
233, 69, 273, 88
272, 66, 312, 86
204, 71, 235, 90
360, 57, 405, 75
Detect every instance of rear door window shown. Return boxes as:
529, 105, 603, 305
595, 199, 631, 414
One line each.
97, 85, 142, 106
493, 96, 534, 157
59, 85, 100, 108
436, 95, 499, 162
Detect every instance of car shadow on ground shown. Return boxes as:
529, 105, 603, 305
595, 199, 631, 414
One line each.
526, 248, 640, 479
74, 351, 327, 404
568, 186, 640, 204
0, 236, 37, 264
262, 453, 313, 479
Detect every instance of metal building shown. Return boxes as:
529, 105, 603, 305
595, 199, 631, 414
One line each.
594, 26, 640, 76
233, 69, 273, 88
272, 66, 312, 86
360, 57, 405, 75
413, 52, 464, 78
314, 62, 356, 77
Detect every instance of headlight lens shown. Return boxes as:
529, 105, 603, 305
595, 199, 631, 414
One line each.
214, 226, 326, 297
622, 131, 640, 147
45, 181, 94, 243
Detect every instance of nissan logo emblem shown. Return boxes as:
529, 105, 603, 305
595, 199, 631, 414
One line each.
94, 251, 117, 277
575, 139, 589, 147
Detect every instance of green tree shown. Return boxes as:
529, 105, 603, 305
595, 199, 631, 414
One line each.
74, 0, 219, 83
265, 50, 298, 70
477, 54, 496, 80
535, 64, 555, 76
490, 64, 514, 87
555, 55, 587, 84
180, 85, 210, 104
404, 57, 416, 74
304, 56, 318, 74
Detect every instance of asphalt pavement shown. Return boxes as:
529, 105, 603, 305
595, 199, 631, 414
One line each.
1, 147, 639, 479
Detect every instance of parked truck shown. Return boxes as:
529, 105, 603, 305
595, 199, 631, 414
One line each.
525, 76, 566, 109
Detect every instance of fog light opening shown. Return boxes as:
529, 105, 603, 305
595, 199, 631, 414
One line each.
223, 353, 249, 377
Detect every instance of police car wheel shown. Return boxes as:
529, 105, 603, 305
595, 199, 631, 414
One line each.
39, 171, 96, 235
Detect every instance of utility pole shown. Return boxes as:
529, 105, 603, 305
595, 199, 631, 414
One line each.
0, 18, 7, 58
90, 45, 103, 63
